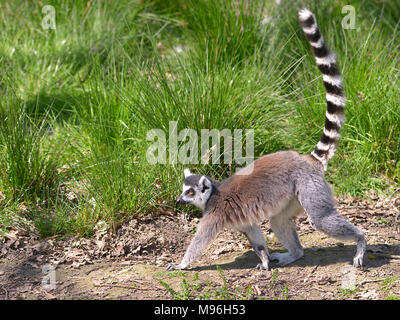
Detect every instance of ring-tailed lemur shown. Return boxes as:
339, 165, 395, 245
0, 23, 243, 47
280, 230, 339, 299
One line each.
167, 9, 366, 271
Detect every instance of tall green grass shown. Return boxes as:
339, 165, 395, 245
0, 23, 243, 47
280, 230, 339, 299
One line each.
0, 0, 399, 237
0, 91, 61, 203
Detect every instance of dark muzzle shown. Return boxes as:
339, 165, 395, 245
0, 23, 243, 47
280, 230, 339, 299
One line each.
176, 196, 188, 205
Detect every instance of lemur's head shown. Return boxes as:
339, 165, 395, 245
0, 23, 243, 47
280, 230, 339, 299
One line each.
176, 169, 217, 211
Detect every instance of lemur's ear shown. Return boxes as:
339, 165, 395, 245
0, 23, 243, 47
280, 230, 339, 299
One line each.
199, 176, 211, 193
184, 168, 192, 178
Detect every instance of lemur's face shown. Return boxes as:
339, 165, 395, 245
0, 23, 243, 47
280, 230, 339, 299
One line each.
176, 169, 212, 211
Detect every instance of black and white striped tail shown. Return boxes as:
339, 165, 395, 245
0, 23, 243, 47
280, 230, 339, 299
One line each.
299, 8, 346, 171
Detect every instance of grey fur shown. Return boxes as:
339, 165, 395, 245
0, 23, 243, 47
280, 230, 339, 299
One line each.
237, 224, 270, 270
269, 198, 304, 266
176, 173, 220, 212
167, 212, 223, 270
168, 152, 366, 271
167, 9, 366, 272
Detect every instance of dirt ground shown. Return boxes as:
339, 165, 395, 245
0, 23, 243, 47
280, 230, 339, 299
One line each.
1, 194, 400, 300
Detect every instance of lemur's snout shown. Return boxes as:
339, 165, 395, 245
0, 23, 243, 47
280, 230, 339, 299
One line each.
176, 196, 187, 205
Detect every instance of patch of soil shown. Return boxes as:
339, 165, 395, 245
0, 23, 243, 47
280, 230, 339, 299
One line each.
1, 195, 400, 300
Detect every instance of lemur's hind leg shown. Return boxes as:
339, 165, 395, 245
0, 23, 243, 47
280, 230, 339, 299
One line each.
238, 224, 270, 270
297, 174, 366, 267
269, 200, 304, 266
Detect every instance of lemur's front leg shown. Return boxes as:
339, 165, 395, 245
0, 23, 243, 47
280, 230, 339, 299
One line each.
167, 214, 223, 270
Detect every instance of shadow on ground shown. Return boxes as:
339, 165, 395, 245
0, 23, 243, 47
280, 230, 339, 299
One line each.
195, 243, 399, 271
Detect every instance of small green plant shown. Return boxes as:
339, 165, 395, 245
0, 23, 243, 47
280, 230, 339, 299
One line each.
213, 266, 255, 300
212, 265, 231, 299
159, 278, 200, 300
281, 286, 289, 300
153, 270, 188, 279
376, 217, 391, 225
243, 285, 254, 300
158, 280, 180, 299
385, 295, 400, 300
338, 287, 359, 298
379, 277, 399, 294
159, 266, 256, 300
270, 268, 279, 288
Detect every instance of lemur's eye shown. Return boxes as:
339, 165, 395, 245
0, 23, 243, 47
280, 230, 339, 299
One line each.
186, 189, 195, 196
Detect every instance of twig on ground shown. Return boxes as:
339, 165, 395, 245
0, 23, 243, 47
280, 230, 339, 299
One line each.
85, 265, 104, 275
93, 283, 137, 289
93, 278, 147, 290
359, 278, 386, 286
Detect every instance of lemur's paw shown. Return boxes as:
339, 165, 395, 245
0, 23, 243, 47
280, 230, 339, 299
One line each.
353, 256, 364, 268
166, 263, 186, 271
254, 263, 269, 271
270, 252, 302, 267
